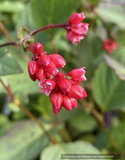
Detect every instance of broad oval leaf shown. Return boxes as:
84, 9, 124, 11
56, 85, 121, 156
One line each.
92, 62, 125, 111
0, 48, 23, 76
40, 141, 103, 160
30, 0, 73, 28
95, 3, 125, 29
0, 119, 53, 160
0, 1, 25, 13
68, 111, 97, 132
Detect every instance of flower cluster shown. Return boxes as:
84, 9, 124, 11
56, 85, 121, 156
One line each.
65, 13, 89, 45
39, 69, 87, 115
103, 39, 117, 54
28, 41, 87, 114
27, 13, 88, 115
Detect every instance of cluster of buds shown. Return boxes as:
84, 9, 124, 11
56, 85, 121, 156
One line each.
65, 13, 89, 45
39, 69, 87, 115
27, 13, 88, 115
28, 42, 87, 114
28, 42, 66, 81
103, 39, 117, 54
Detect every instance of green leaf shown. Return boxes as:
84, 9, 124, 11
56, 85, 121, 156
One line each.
0, 48, 23, 76
17, 26, 31, 40
30, 0, 73, 28
35, 94, 52, 116
16, 3, 36, 31
92, 50, 125, 111
0, 58, 40, 94
8, 102, 20, 112
0, 1, 25, 13
103, 54, 125, 80
0, 114, 9, 126
95, 4, 125, 29
40, 141, 103, 160
95, 121, 125, 152
0, 119, 54, 160
68, 111, 97, 132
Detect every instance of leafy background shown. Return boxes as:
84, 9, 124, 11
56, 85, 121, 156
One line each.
0, 0, 125, 160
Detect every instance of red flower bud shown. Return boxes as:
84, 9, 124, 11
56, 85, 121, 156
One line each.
68, 13, 85, 24
54, 73, 65, 81
70, 98, 77, 108
62, 95, 72, 111
50, 90, 63, 110
29, 72, 37, 81
36, 68, 46, 81
31, 42, 44, 54
58, 79, 72, 93
49, 54, 66, 68
39, 79, 56, 96
53, 105, 62, 115
68, 67, 86, 81
71, 23, 89, 35
68, 85, 87, 99
44, 61, 59, 76
46, 72, 51, 79
103, 39, 117, 54
38, 55, 50, 66
28, 60, 39, 75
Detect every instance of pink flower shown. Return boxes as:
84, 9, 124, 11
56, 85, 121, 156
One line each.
39, 79, 56, 96
103, 39, 117, 54
27, 41, 88, 115
66, 13, 89, 45
49, 54, 66, 68
66, 31, 84, 45
71, 23, 89, 35
68, 67, 86, 81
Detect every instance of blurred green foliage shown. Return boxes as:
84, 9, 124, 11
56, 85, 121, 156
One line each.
0, 0, 125, 160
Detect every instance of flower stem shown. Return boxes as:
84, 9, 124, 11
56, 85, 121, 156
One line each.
0, 78, 57, 144
30, 23, 66, 36
54, 115, 72, 142
80, 99, 120, 152
0, 42, 17, 48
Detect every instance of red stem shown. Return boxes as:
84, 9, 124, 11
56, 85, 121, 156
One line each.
30, 23, 66, 36
0, 42, 16, 48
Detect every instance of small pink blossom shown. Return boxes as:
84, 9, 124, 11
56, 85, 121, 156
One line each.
39, 79, 56, 96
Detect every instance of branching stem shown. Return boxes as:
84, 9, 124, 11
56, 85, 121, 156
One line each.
80, 99, 120, 152
0, 78, 57, 144
30, 23, 66, 36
